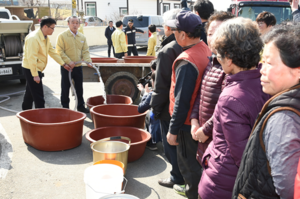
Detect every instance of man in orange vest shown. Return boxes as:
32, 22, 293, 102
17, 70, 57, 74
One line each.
165, 11, 211, 199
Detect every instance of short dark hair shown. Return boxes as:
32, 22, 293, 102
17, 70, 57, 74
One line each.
178, 24, 203, 39
193, 0, 214, 20
116, 20, 123, 27
151, 71, 156, 82
256, 11, 276, 27
150, 59, 157, 70
213, 18, 263, 70
205, 11, 235, 33
109, 21, 113, 23
263, 23, 300, 68
40, 18, 56, 28
148, 24, 156, 33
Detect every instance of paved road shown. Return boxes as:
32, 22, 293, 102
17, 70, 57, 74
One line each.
0, 47, 183, 199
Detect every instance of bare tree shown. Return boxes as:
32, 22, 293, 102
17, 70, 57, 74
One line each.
110, 11, 122, 22
51, 2, 71, 20
130, 9, 140, 15
19, 0, 44, 6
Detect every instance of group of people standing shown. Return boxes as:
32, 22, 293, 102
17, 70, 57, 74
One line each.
22, 16, 93, 113
140, 0, 300, 199
105, 19, 157, 58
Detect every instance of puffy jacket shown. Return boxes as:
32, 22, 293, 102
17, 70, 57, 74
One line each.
233, 84, 300, 199
190, 57, 226, 161
198, 68, 269, 199
295, 158, 300, 199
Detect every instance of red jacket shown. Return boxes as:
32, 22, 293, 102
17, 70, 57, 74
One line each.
295, 158, 300, 199
169, 41, 211, 125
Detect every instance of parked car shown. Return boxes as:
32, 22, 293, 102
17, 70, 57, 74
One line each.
65, 16, 104, 26
122, 15, 164, 47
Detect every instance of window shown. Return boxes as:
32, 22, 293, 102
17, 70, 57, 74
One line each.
122, 16, 149, 27
158, 16, 164, 26
151, 16, 160, 26
85, 2, 96, 16
88, 17, 94, 22
163, 3, 170, 13
119, 7, 128, 16
174, 3, 181, 9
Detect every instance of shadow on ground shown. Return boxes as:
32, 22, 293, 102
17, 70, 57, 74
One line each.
26, 136, 93, 165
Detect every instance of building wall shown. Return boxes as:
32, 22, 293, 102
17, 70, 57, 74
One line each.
160, 1, 183, 14
82, 0, 127, 22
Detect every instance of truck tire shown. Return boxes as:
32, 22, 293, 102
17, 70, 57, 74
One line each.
20, 79, 26, 84
105, 72, 140, 104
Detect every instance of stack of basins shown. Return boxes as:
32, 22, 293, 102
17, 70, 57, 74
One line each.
86, 56, 156, 175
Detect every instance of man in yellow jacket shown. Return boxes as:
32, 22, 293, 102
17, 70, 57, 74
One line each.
56, 16, 93, 113
111, 21, 128, 58
22, 18, 69, 110
146, 24, 157, 56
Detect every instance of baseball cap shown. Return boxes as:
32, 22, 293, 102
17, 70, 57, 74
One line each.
165, 10, 202, 33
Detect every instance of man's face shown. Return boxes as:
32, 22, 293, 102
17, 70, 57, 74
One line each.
257, 21, 272, 36
173, 28, 186, 47
128, 22, 133, 28
109, 22, 113, 27
44, 24, 55, 36
68, 17, 80, 33
164, 25, 172, 37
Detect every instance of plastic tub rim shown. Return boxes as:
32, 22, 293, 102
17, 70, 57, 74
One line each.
16, 108, 86, 126
85, 126, 151, 146
90, 104, 148, 118
86, 94, 133, 108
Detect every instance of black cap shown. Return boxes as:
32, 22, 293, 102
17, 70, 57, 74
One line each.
166, 11, 202, 33
128, 19, 133, 23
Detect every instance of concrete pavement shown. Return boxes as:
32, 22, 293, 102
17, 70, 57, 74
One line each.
0, 47, 185, 199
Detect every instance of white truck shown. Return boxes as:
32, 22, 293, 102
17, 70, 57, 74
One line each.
0, 8, 32, 84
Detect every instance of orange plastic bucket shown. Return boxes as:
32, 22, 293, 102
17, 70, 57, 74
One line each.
93, 160, 125, 174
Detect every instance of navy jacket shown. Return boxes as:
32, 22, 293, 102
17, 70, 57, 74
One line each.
123, 26, 144, 46
105, 26, 116, 43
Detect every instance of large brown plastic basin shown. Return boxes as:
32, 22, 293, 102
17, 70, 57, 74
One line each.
91, 57, 118, 63
86, 94, 133, 110
86, 126, 151, 162
90, 104, 147, 129
123, 56, 156, 63
17, 108, 86, 151
87, 95, 133, 120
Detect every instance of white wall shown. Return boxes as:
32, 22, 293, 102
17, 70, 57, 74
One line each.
129, 0, 157, 15
34, 25, 107, 47
82, 0, 127, 23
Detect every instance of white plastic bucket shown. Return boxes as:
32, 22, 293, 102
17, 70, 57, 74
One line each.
84, 164, 124, 199
100, 194, 139, 199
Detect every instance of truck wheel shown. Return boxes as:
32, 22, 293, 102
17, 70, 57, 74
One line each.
105, 72, 140, 103
20, 79, 26, 84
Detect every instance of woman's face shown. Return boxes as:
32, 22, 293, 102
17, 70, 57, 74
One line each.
257, 21, 272, 36
207, 20, 223, 54
261, 42, 300, 95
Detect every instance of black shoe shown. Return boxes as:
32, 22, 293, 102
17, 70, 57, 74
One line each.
146, 141, 158, 151
77, 106, 89, 113
158, 178, 176, 188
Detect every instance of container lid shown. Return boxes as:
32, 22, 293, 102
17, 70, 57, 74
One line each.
100, 194, 139, 199
84, 164, 123, 186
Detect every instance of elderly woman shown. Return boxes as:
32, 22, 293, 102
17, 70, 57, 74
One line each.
198, 17, 269, 199
190, 11, 234, 164
233, 24, 300, 199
